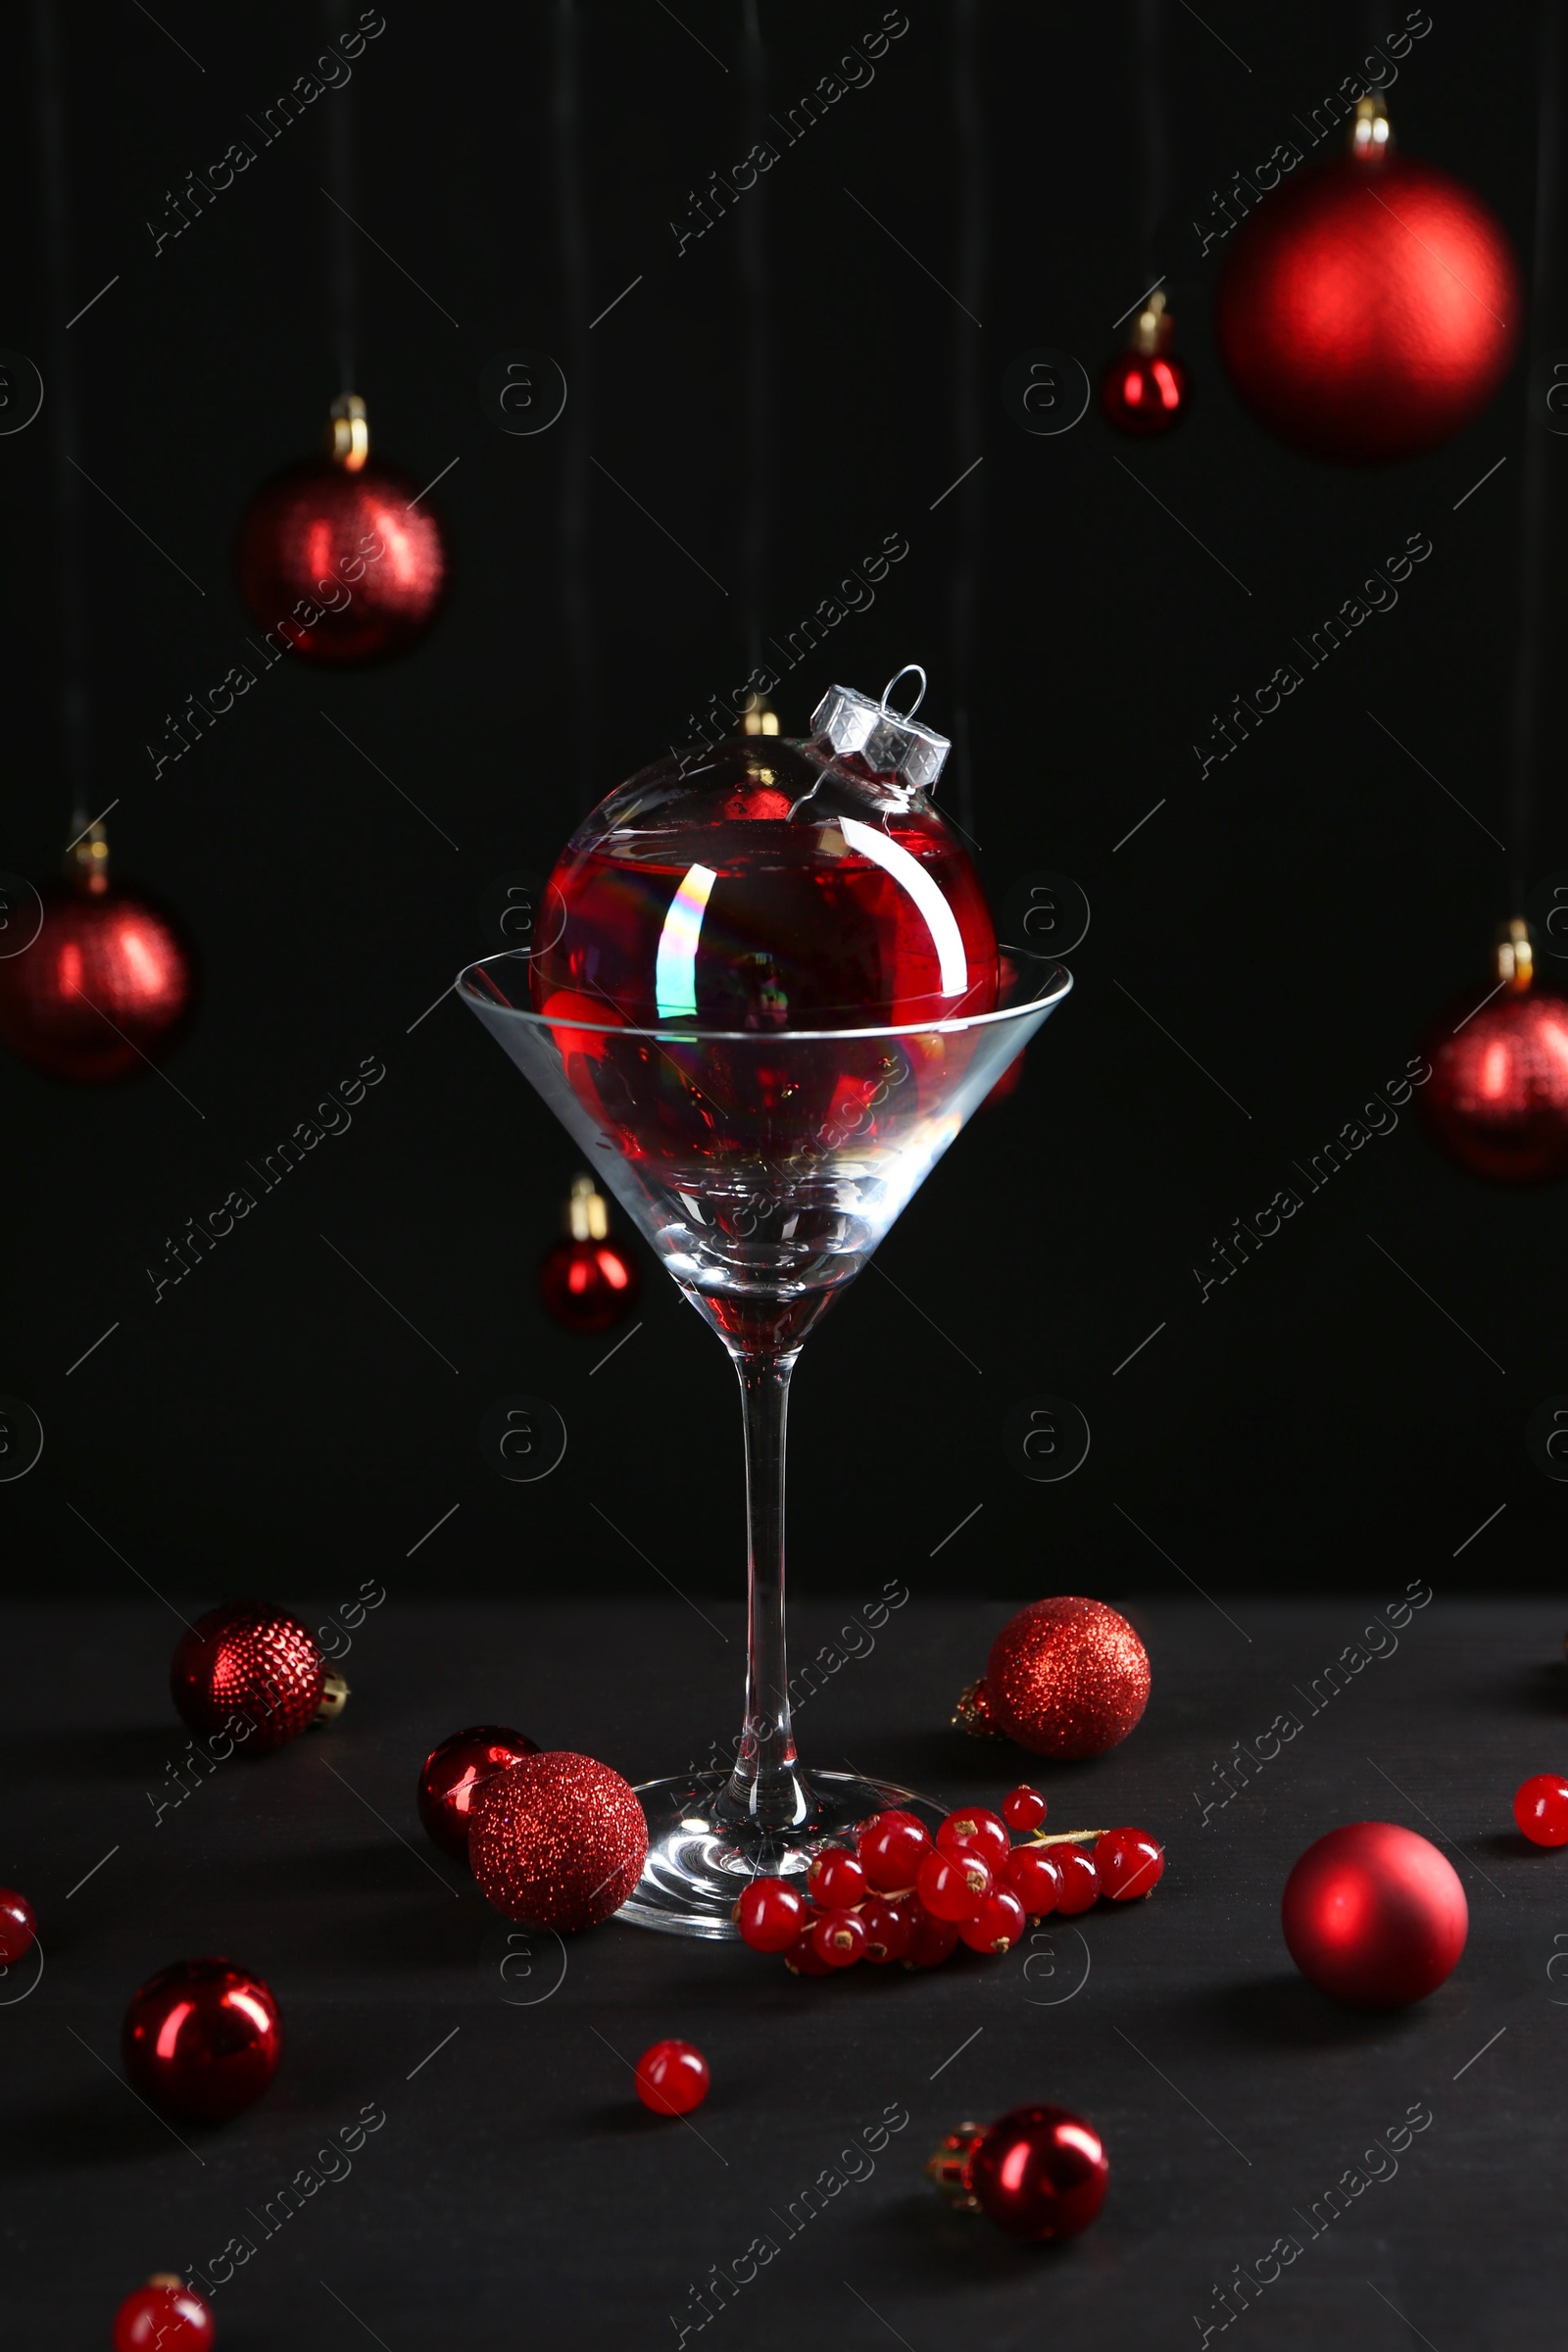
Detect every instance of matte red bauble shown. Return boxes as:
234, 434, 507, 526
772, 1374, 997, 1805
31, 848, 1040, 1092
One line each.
929, 2104, 1109, 2241
1418, 939, 1568, 1182
0, 826, 195, 1083
113, 2277, 216, 2352
122, 1956, 281, 2122
1282, 1821, 1467, 2007
1101, 290, 1189, 438
1215, 108, 1520, 463
417, 1723, 539, 1859
170, 1602, 347, 1752
236, 397, 447, 664
468, 1750, 648, 1931
538, 1175, 641, 1333
957, 1596, 1151, 1759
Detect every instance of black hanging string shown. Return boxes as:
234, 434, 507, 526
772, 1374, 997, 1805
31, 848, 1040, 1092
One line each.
32, 0, 90, 827
738, 0, 771, 691
322, 0, 361, 394
1136, 0, 1168, 294
948, 0, 984, 849
554, 0, 595, 814
1510, 0, 1563, 910
1364, 0, 1396, 47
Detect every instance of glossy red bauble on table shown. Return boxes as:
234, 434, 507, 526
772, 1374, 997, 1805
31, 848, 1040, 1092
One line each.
113, 2277, 215, 2352
960, 1596, 1152, 1760
1513, 1774, 1568, 1846
931, 2105, 1109, 2242
0, 1887, 36, 1964
468, 1750, 648, 1931
635, 2038, 710, 2115
1282, 1822, 1467, 2007
0, 829, 195, 1084
170, 1602, 338, 1752
122, 1957, 281, 2122
1418, 963, 1568, 1183
1215, 128, 1520, 463
417, 1724, 540, 1859
538, 1175, 641, 1334
1095, 1826, 1165, 1900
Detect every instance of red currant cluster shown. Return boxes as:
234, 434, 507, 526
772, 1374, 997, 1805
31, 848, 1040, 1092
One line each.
735, 1788, 1164, 1976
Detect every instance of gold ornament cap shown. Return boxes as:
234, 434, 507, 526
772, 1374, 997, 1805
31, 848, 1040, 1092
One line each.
66, 817, 111, 894
566, 1174, 611, 1242
926, 2126, 986, 2208
1129, 287, 1174, 358
329, 393, 369, 470
740, 692, 780, 737
1496, 918, 1534, 994
953, 1677, 1005, 1739
1350, 92, 1392, 155
316, 1671, 351, 1723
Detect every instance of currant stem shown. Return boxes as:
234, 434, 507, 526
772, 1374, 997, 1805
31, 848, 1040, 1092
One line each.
1024, 1828, 1110, 1846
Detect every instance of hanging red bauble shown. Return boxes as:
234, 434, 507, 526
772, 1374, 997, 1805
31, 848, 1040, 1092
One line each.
122, 1956, 282, 2122
170, 1602, 348, 1753
236, 395, 447, 665
113, 2276, 216, 2352
1282, 1821, 1467, 2008
1214, 98, 1520, 463
469, 1750, 648, 1931
956, 1596, 1151, 1759
0, 824, 195, 1084
417, 1723, 540, 1859
0, 1887, 36, 1964
928, 2104, 1109, 2241
538, 1174, 641, 1333
1100, 289, 1189, 437
1418, 927, 1568, 1182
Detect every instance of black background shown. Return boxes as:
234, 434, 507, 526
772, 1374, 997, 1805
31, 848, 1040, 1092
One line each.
3, 0, 1564, 1603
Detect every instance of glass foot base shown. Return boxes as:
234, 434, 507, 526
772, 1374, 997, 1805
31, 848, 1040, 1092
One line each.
617, 1767, 944, 1939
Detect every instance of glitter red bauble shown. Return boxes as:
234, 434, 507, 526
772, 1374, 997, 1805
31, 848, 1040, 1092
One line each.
236, 458, 447, 664
122, 1956, 281, 2122
170, 1602, 329, 1753
468, 1750, 648, 1930
113, 2278, 215, 2352
966, 2105, 1109, 2241
0, 876, 195, 1083
1282, 1822, 1467, 2008
1417, 983, 1568, 1182
417, 1724, 540, 1859
971, 1597, 1152, 1759
1215, 151, 1520, 462
1100, 348, 1189, 436
0, 1887, 36, 1964
538, 1234, 641, 1333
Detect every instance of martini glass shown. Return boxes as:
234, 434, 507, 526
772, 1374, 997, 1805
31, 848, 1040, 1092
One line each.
458, 947, 1071, 1935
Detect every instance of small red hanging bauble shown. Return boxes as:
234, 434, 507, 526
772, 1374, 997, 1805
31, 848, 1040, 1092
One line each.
1101, 290, 1189, 438
0, 825, 195, 1084
417, 1724, 540, 1859
122, 1956, 282, 2122
236, 396, 447, 665
1282, 1821, 1467, 2008
1418, 935, 1568, 1182
929, 2105, 1109, 2241
113, 2277, 216, 2352
956, 1596, 1151, 1759
1215, 102, 1519, 463
538, 1174, 641, 1333
469, 1750, 648, 1931
170, 1602, 347, 1753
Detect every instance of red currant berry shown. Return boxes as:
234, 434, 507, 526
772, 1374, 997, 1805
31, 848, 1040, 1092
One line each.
916, 1846, 993, 1922
1005, 1846, 1063, 1916
1514, 1774, 1568, 1846
861, 1898, 916, 1963
114, 2278, 215, 2352
958, 1886, 1028, 1954
785, 1926, 836, 1976
1002, 1786, 1047, 1833
808, 1847, 868, 1908
857, 1810, 931, 1892
810, 1908, 868, 1968
635, 2038, 710, 2115
1054, 1845, 1100, 1914
734, 1876, 808, 1952
936, 1806, 1010, 1869
905, 1906, 961, 1967
1095, 1827, 1165, 1899
0, 1887, 36, 1967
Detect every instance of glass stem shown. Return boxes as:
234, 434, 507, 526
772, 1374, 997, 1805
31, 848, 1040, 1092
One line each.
724, 1348, 809, 1826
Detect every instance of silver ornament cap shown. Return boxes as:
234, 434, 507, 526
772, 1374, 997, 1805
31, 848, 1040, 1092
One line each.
809, 664, 950, 795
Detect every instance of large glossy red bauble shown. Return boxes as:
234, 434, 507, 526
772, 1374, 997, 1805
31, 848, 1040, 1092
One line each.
113, 2278, 216, 2351
982, 1597, 1151, 1760
122, 1957, 281, 2122
1100, 348, 1189, 436
969, 2104, 1109, 2241
170, 1602, 326, 1752
1418, 984, 1568, 1182
1215, 153, 1520, 462
236, 459, 447, 664
0, 1887, 36, 1964
537, 1233, 641, 1333
417, 1724, 540, 1859
0, 878, 195, 1082
468, 1750, 648, 1930
1282, 1822, 1467, 2007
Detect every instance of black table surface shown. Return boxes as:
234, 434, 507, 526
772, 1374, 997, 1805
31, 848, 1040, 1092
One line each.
6, 1595, 1562, 2348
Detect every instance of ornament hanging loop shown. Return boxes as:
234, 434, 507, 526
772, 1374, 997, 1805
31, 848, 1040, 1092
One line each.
67, 816, 110, 895
1350, 92, 1392, 157
328, 392, 369, 471
1497, 917, 1535, 992
881, 664, 927, 722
